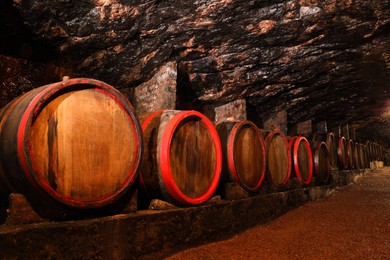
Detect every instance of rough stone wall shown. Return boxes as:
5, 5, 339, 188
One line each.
0, 0, 389, 144
214, 99, 247, 124
263, 110, 288, 133
131, 61, 177, 114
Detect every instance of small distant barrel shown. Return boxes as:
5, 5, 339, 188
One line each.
289, 136, 313, 184
312, 132, 338, 169
264, 128, 291, 186
353, 142, 360, 170
325, 133, 338, 169
313, 142, 331, 183
347, 139, 355, 169
0, 78, 143, 219
217, 120, 266, 192
363, 144, 370, 168
140, 110, 222, 205
338, 137, 348, 169
365, 141, 370, 161
357, 143, 366, 169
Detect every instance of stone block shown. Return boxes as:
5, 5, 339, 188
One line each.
224, 182, 251, 200
5, 193, 46, 225
378, 161, 384, 168
214, 99, 246, 124
289, 119, 312, 136
315, 121, 327, 134
131, 61, 177, 114
263, 110, 287, 134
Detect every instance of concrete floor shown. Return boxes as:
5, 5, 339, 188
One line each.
167, 167, 390, 259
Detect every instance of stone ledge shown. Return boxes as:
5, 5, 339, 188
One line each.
0, 169, 369, 258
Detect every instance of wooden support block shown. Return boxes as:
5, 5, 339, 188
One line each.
282, 178, 304, 191
5, 193, 46, 225
370, 161, 378, 170
265, 178, 302, 194
205, 195, 223, 205
330, 170, 340, 186
308, 177, 316, 187
149, 199, 178, 210
224, 182, 251, 200
308, 187, 328, 201
121, 189, 138, 214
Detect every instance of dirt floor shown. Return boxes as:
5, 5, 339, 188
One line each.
166, 168, 390, 259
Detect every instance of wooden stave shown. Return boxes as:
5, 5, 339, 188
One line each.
358, 143, 366, 169
347, 139, 355, 169
325, 132, 338, 169
337, 137, 348, 169
0, 78, 143, 214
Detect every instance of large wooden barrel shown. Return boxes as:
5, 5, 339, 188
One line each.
140, 110, 222, 205
264, 128, 291, 186
217, 120, 266, 192
289, 136, 313, 184
338, 137, 348, 169
313, 142, 331, 183
0, 78, 143, 218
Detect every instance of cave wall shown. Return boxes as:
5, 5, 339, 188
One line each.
0, 0, 389, 145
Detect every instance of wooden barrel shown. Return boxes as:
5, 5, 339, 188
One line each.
313, 142, 331, 183
216, 120, 266, 192
347, 139, 355, 169
377, 144, 381, 161
338, 137, 348, 169
358, 143, 366, 169
140, 110, 222, 205
264, 128, 291, 186
372, 143, 377, 160
366, 141, 373, 162
289, 136, 313, 184
312, 132, 337, 169
363, 144, 370, 168
352, 142, 360, 170
369, 143, 374, 165
325, 133, 338, 169
0, 78, 143, 217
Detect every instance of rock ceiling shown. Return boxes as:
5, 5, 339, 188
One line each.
1, 0, 389, 145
